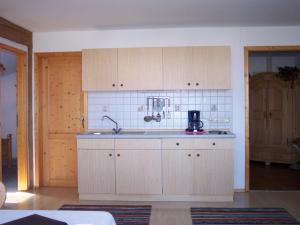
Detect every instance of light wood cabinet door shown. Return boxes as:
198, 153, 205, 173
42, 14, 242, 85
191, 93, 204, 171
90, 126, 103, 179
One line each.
115, 150, 162, 195
82, 49, 117, 91
193, 150, 233, 196
78, 149, 115, 194
163, 46, 231, 90
163, 47, 194, 90
118, 48, 163, 90
162, 150, 193, 195
192, 46, 231, 89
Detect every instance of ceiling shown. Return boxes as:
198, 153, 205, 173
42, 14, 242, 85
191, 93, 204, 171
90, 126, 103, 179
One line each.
1, 0, 300, 32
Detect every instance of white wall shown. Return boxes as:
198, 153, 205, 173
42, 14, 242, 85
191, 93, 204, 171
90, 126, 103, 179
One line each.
33, 26, 300, 189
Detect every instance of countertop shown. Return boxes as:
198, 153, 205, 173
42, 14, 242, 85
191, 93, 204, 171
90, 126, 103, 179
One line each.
77, 130, 236, 139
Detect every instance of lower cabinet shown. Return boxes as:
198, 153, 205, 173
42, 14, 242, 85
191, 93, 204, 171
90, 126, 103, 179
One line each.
77, 138, 234, 201
163, 149, 233, 196
193, 150, 233, 196
78, 149, 115, 194
115, 150, 162, 195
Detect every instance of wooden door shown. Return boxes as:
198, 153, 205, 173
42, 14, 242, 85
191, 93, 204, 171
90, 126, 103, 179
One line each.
192, 46, 231, 89
163, 47, 194, 90
267, 80, 287, 146
118, 48, 163, 90
162, 150, 193, 195
82, 49, 118, 91
193, 150, 233, 195
249, 78, 268, 146
41, 53, 83, 187
115, 150, 162, 194
78, 149, 115, 194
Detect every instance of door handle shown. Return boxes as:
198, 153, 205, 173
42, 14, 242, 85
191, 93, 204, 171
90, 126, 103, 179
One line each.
81, 113, 84, 128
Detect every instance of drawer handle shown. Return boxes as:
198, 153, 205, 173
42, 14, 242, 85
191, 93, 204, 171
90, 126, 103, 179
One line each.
176, 142, 180, 146
109, 153, 112, 157
196, 82, 199, 86
120, 84, 124, 87
196, 154, 200, 157
117, 154, 120, 157
187, 82, 191, 86
112, 84, 115, 87
212, 142, 216, 146
188, 154, 191, 157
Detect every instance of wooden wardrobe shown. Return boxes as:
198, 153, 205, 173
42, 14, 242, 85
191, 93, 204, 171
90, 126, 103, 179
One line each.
250, 72, 300, 164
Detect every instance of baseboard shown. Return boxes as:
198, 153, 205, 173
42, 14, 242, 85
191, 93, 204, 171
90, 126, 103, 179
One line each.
234, 188, 246, 192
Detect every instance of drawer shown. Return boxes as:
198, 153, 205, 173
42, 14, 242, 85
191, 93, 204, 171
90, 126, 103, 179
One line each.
77, 139, 114, 149
162, 139, 233, 150
115, 139, 161, 150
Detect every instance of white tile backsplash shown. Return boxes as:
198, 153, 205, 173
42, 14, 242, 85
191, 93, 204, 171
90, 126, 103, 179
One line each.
88, 90, 232, 130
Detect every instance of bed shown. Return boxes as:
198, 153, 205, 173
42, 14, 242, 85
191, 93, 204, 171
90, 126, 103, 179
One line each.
0, 210, 116, 225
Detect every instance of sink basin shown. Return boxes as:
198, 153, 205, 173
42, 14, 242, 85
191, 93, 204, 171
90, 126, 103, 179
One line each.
119, 131, 145, 135
86, 131, 145, 135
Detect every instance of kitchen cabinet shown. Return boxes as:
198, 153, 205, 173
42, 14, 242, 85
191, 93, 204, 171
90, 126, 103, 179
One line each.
118, 47, 163, 90
163, 46, 231, 89
193, 150, 233, 196
77, 139, 115, 194
82, 49, 118, 91
162, 150, 194, 195
115, 139, 162, 195
162, 139, 233, 197
77, 137, 234, 201
78, 149, 115, 194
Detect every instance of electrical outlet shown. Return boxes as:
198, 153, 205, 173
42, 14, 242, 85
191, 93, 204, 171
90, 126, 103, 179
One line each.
102, 105, 109, 112
137, 105, 144, 112
210, 104, 218, 112
174, 104, 181, 112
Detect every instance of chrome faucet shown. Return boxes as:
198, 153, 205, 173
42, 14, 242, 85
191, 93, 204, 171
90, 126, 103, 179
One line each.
102, 115, 122, 134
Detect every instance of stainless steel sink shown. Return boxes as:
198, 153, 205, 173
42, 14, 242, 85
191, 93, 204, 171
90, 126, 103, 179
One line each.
86, 131, 145, 135
119, 131, 145, 135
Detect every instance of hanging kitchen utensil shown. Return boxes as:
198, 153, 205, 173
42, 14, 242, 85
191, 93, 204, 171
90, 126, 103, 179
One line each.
144, 97, 152, 122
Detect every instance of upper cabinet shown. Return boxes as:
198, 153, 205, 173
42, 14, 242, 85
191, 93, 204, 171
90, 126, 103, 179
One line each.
82, 49, 118, 91
118, 47, 163, 90
163, 46, 231, 90
82, 46, 231, 91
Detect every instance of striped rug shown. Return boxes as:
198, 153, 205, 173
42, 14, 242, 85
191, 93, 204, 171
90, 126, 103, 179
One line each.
191, 208, 300, 224
60, 204, 151, 225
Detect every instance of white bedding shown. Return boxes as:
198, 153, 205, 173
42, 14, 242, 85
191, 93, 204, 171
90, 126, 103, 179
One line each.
0, 210, 116, 225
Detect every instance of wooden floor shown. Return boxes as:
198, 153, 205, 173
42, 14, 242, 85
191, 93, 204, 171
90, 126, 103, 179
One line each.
2, 187, 300, 225
250, 161, 300, 190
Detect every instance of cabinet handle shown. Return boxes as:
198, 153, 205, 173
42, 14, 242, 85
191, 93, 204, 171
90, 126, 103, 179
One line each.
212, 142, 216, 146
117, 154, 120, 157
187, 82, 191, 86
109, 153, 112, 157
176, 142, 180, 146
196, 82, 199, 86
196, 153, 200, 157
112, 84, 115, 87
188, 154, 191, 157
120, 84, 124, 87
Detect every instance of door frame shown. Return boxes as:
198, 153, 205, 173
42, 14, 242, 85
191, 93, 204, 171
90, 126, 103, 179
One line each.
0, 43, 28, 191
34, 52, 87, 187
244, 45, 300, 191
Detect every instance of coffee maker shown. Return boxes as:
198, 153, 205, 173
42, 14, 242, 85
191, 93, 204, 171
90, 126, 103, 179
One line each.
186, 110, 204, 132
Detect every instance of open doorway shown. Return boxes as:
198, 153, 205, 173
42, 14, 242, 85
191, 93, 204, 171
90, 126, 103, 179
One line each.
246, 48, 300, 190
0, 43, 28, 191
0, 50, 17, 192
